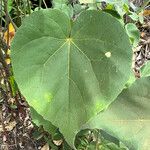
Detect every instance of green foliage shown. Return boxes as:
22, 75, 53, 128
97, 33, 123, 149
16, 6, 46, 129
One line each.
103, 9, 121, 19
79, 0, 129, 17
82, 77, 150, 150
73, 4, 86, 15
141, 61, 150, 77
0, 0, 13, 12
8, 0, 13, 12
75, 129, 128, 150
125, 23, 140, 48
11, 9, 132, 147
52, 0, 73, 18
79, 0, 147, 24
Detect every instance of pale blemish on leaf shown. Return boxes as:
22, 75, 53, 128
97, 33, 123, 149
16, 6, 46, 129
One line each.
95, 100, 106, 112
66, 38, 72, 42
44, 93, 53, 103
105, 52, 111, 58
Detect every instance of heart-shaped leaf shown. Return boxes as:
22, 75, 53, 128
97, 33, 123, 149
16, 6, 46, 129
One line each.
11, 9, 131, 146
82, 77, 150, 150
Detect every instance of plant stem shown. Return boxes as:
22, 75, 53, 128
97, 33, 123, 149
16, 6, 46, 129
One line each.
3, 0, 17, 31
43, 0, 48, 8
27, 0, 31, 14
39, 0, 42, 10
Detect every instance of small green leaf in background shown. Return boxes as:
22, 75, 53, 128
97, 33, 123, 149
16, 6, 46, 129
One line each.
128, 12, 139, 21
138, 13, 144, 24
128, 11, 144, 24
8, 0, 13, 12
52, 0, 73, 18
80, 0, 129, 17
141, 61, 150, 77
75, 129, 128, 150
125, 23, 140, 48
11, 9, 131, 147
0, 0, 12, 13
73, 4, 87, 15
82, 77, 150, 150
87, 3, 97, 10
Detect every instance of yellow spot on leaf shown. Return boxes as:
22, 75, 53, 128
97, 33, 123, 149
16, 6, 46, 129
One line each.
95, 101, 105, 112
105, 52, 111, 58
66, 38, 72, 42
44, 93, 53, 103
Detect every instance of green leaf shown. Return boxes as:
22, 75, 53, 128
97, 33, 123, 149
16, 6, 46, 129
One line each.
11, 9, 131, 146
82, 77, 150, 150
99, 142, 128, 150
75, 129, 128, 150
138, 12, 144, 24
125, 23, 140, 48
73, 4, 85, 15
56, 4, 73, 18
87, 3, 97, 10
52, 0, 73, 18
141, 61, 150, 77
8, 0, 13, 12
1, 0, 12, 13
128, 12, 139, 21
103, 9, 121, 19
52, 0, 68, 7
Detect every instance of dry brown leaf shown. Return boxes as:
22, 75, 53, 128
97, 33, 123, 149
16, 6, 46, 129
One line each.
143, 10, 150, 16
4, 23, 15, 46
0, 121, 16, 132
8, 98, 15, 104
53, 139, 63, 146
5, 58, 10, 65
133, 45, 142, 52
41, 143, 49, 150
5, 121, 16, 131
141, 32, 146, 38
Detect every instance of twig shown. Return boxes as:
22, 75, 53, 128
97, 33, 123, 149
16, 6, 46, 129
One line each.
15, 0, 22, 27
3, 0, 17, 31
27, 0, 31, 14
43, 0, 48, 9
0, 38, 13, 97
39, 0, 42, 10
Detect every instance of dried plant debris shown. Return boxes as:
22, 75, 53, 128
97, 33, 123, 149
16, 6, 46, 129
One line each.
0, 93, 36, 150
133, 12, 150, 78
0, 91, 63, 150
